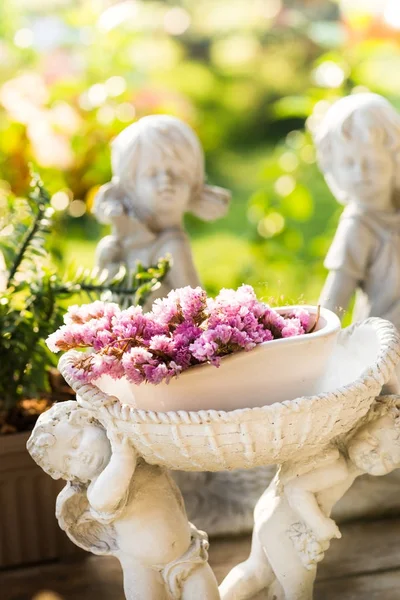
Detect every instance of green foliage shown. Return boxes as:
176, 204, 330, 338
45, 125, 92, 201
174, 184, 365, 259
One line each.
0, 175, 169, 413
0, 1, 399, 312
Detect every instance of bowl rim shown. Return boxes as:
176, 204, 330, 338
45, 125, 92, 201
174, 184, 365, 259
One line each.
128, 304, 341, 381
59, 316, 400, 422
58, 317, 400, 469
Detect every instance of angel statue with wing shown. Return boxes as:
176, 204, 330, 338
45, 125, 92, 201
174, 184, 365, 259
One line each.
27, 401, 219, 600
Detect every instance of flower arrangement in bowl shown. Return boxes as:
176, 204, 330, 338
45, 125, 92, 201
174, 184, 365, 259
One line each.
48, 285, 341, 411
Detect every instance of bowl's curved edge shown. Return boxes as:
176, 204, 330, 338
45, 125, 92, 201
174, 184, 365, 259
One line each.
59, 316, 400, 428
58, 318, 400, 470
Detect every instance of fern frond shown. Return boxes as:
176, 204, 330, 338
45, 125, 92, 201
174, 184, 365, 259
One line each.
5, 174, 52, 288
0, 173, 170, 412
54, 258, 170, 305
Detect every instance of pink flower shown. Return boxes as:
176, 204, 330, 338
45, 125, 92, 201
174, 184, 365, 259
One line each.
289, 308, 311, 332
282, 318, 304, 338
88, 353, 124, 381
122, 348, 155, 384
149, 335, 176, 356
64, 301, 120, 325
46, 288, 311, 389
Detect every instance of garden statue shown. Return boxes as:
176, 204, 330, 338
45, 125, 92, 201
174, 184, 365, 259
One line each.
28, 299, 400, 599
315, 93, 400, 524
93, 114, 231, 307
316, 93, 400, 330
27, 401, 220, 600
92, 114, 273, 538
220, 395, 400, 600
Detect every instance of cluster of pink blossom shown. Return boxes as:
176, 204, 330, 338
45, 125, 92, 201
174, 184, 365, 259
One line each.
47, 286, 312, 386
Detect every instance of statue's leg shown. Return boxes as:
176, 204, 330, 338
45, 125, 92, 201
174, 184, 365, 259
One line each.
118, 556, 169, 600
219, 529, 275, 599
257, 523, 316, 600
181, 563, 220, 600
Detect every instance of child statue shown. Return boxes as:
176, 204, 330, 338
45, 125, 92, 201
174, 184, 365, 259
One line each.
315, 93, 400, 329
219, 396, 400, 600
92, 114, 272, 538
27, 401, 220, 600
93, 114, 231, 306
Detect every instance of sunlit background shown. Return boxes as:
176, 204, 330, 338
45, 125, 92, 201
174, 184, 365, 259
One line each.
1, 0, 400, 304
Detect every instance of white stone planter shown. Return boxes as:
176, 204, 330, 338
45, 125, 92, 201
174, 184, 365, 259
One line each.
94, 306, 341, 413
27, 316, 400, 600
60, 316, 399, 471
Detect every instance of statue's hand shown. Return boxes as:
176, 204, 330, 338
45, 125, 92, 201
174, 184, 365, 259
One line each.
107, 429, 132, 455
316, 517, 341, 541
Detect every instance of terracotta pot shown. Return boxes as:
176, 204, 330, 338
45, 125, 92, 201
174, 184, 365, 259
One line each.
0, 431, 85, 568
96, 306, 341, 412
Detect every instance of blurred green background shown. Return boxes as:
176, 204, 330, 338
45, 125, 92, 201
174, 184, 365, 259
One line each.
1, 0, 400, 306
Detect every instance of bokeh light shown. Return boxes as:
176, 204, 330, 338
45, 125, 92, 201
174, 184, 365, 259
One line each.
69, 200, 86, 218
97, 1, 139, 32
313, 62, 346, 88
279, 152, 299, 172
384, 0, 400, 29
105, 76, 127, 97
51, 191, 70, 211
257, 212, 285, 238
14, 28, 34, 48
0, 0, 399, 306
164, 8, 191, 35
275, 175, 296, 197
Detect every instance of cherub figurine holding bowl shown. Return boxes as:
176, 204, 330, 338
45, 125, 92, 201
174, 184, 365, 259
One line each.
94, 115, 231, 305
27, 401, 219, 600
220, 396, 400, 600
316, 93, 400, 330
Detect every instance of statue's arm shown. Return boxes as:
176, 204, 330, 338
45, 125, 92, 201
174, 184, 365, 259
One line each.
319, 270, 358, 317
319, 216, 376, 318
284, 455, 349, 540
87, 436, 137, 518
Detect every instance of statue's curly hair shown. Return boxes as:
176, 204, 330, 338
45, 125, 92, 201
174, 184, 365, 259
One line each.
339, 395, 400, 453
27, 401, 101, 480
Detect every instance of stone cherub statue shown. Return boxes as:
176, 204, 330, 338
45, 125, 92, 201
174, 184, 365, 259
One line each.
27, 401, 220, 600
219, 395, 400, 600
92, 114, 273, 538
316, 93, 400, 330
93, 114, 231, 306
314, 93, 400, 526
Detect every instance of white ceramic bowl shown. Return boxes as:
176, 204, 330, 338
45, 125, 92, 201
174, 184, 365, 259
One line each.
95, 306, 341, 412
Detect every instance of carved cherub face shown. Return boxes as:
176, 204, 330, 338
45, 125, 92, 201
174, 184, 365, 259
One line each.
348, 415, 400, 476
28, 403, 112, 483
325, 140, 395, 210
49, 420, 112, 482
315, 94, 400, 211
133, 145, 193, 231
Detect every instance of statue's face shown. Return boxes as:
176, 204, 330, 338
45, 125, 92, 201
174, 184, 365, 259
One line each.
50, 420, 111, 482
134, 146, 192, 231
349, 416, 400, 476
324, 141, 395, 210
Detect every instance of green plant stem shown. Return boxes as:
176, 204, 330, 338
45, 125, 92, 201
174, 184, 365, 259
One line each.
6, 204, 45, 289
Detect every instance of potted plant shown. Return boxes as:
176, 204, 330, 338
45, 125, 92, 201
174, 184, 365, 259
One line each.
0, 174, 169, 568
52, 287, 400, 473
47, 285, 340, 412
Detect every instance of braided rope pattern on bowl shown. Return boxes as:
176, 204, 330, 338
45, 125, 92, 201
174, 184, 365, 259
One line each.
59, 317, 400, 471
